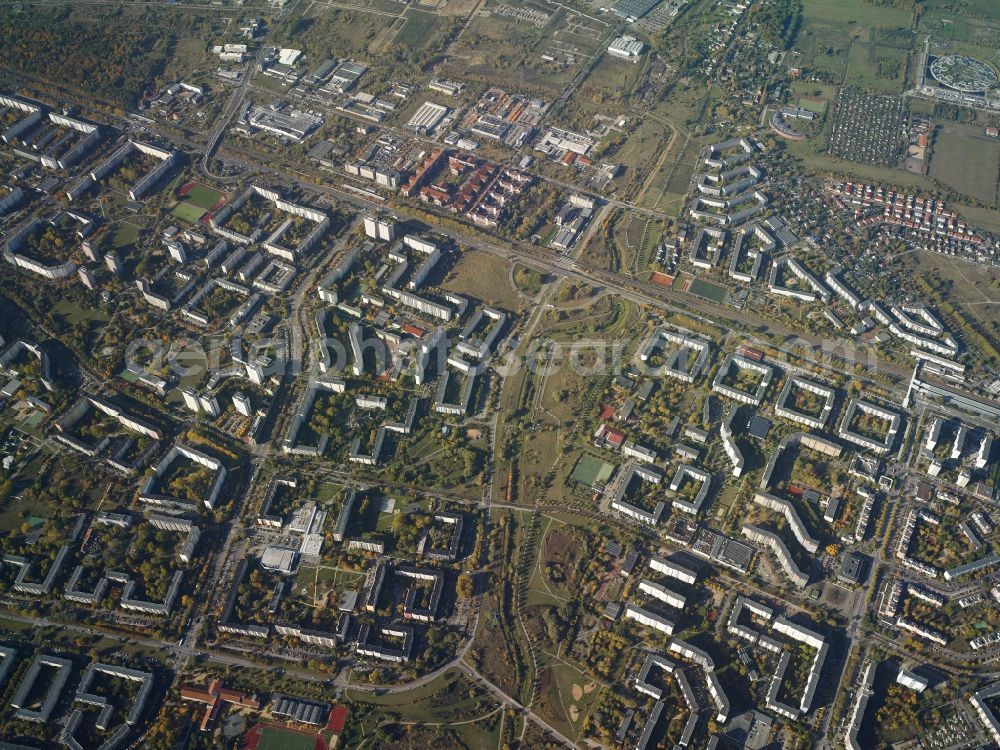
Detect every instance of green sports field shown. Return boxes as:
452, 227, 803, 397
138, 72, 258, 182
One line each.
184, 183, 225, 209
571, 454, 614, 487
171, 201, 207, 224
255, 726, 319, 750
688, 278, 728, 303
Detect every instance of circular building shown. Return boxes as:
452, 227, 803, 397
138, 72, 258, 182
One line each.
929, 54, 999, 93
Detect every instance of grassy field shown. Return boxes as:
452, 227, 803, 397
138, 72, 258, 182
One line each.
845, 39, 909, 92
955, 202, 1000, 234
314, 481, 345, 502
801, 0, 912, 27
791, 82, 836, 111
51, 298, 111, 327
109, 221, 141, 251
274, 5, 399, 59
920, 3, 1000, 49
929, 125, 1000, 206
397, 11, 438, 45
607, 117, 675, 201
343, 667, 503, 748
444, 249, 523, 310
535, 653, 603, 745
787, 145, 936, 190
580, 54, 646, 105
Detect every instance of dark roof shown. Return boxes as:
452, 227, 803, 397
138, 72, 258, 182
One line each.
838, 552, 865, 584
747, 415, 772, 440
621, 549, 640, 575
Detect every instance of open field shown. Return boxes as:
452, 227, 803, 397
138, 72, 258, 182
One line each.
955, 202, 1000, 234
51, 298, 110, 329
930, 126, 1000, 206
342, 668, 504, 747
535, 653, 602, 744
845, 37, 909, 92
609, 117, 677, 202
801, 0, 913, 27
444, 249, 523, 310
787, 144, 935, 189
580, 53, 647, 106
920, 3, 1000, 50
110, 222, 141, 250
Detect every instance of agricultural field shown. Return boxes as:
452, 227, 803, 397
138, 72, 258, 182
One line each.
929, 124, 1000, 206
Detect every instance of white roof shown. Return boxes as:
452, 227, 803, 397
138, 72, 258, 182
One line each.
278, 48, 302, 66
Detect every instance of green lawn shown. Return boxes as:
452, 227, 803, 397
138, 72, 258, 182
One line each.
51, 299, 110, 326
314, 481, 344, 503
445, 249, 523, 311
111, 222, 140, 249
